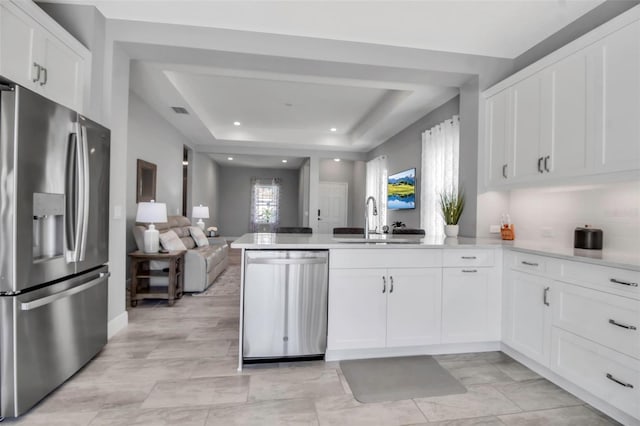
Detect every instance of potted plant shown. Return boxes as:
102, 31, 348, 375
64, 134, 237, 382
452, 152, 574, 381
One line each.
439, 189, 465, 237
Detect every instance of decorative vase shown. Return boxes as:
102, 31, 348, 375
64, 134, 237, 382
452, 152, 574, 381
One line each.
444, 224, 459, 238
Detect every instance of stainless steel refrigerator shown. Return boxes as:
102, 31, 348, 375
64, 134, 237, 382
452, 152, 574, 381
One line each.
0, 84, 110, 418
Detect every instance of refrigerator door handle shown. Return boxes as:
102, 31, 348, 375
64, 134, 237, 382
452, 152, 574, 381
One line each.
65, 129, 83, 263
20, 272, 110, 311
77, 124, 90, 262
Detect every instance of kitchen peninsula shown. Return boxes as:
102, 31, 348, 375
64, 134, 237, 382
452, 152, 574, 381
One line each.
232, 233, 640, 425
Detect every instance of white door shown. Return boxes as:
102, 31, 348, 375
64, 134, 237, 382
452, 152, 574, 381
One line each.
486, 90, 511, 186
442, 268, 492, 343
318, 182, 348, 234
386, 268, 442, 347
327, 269, 387, 350
512, 75, 542, 180
589, 20, 640, 173
541, 51, 588, 178
42, 34, 83, 111
0, 5, 38, 91
509, 270, 552, 366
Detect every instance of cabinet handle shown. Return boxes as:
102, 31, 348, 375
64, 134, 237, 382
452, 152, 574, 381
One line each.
382, 276, 386, 293
502, 164, 507, 178
608, 319, 637, 330
389, 276, 394, 293
544, 155, 550, 172
40, 67, 48, 86
521, 261, 539, 267
606, 373, 634, 389
32, 62, 40, 83
537, 157, 543, 173
543, 286, 550, 306
610, 278, 638, 287
461, 256, 477, 259
462, 269, 477, 273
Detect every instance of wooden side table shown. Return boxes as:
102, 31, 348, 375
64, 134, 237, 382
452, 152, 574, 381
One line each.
128, 250, 186, 307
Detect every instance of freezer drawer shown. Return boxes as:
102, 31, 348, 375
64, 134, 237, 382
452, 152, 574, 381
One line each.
0, 266, 108, 418
243, 250, 328, 359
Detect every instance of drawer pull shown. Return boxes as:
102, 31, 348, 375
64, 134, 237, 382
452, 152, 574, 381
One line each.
382, 276, 386, 294
606, 373, 634, 389
543, 286, 550, 306
462, 269, 477, 273
608, 319, 637, 331
461, 256, 477, 259
522, 261, 539, 267
610, 278, 638, 287
389, 276, 394, 293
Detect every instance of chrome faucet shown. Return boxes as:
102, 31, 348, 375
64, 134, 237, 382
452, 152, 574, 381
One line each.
364, 196, 378, 239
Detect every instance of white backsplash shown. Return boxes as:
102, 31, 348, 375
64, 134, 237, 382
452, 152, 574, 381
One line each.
477, 180, 640, 252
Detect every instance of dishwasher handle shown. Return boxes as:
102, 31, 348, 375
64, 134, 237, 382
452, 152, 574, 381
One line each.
247, 257, 327, 265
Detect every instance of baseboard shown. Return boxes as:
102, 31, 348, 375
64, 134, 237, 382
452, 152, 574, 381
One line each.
325, 341, 501, 362
501, 344, 640, 426
107, 311, 128, 339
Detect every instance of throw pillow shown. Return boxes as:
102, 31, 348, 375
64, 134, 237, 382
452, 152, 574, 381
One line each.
189, 226, 209, 247
159, 230, 187, 251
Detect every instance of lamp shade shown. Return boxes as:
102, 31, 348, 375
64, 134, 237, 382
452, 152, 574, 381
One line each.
136, 201, 167, 224
192, 205, 210, 219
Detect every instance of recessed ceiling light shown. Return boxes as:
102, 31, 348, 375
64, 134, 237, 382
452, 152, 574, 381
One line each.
282, 159, 288, 163
330, 128, 337, 132
233, 121, 241, 126
227, 157, 233, 161
334, 158, 341, 162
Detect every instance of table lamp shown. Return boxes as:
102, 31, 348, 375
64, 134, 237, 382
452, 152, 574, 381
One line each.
136, 200, 168, 253
192, 205, 210, 230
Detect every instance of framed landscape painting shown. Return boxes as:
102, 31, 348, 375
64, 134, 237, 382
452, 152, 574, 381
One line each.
388, 168, 416, 210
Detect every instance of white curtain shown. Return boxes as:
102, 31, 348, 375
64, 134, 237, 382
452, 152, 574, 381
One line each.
365, 155, 387, 233
421, 115, 460, 237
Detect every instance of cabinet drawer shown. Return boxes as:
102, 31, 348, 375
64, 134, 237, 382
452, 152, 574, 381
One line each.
553, 282, 639, 359
561, 260, 639, 299
510, 251, 560, 275
330, 249, 442, 269
443, 249, 494, 267
551, 328, 639, 418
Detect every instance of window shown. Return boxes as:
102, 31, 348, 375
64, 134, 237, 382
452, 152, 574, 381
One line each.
250, 178, 281, 232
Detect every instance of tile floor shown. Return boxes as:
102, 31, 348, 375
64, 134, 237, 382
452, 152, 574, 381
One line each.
6, 250, 620, 425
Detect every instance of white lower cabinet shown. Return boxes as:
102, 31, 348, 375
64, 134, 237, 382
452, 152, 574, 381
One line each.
327, 267, 441, 351
442, 267, 500, 343
505, 269, 553, 366
551, 327, 640, 418
386, 268, 442, 347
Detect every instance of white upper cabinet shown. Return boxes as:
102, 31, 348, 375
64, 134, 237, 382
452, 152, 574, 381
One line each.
512, 74, 543, 181
486, 89, 512, 186
483, 10, 640, 189
588, 20, 640, 173
541, 51, 588, 178
0, 1, 88, 112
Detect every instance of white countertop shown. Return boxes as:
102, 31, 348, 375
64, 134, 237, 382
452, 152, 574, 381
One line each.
231, 233, 640, 271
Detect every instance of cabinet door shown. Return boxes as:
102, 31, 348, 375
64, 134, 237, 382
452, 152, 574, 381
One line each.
327, 269, 387, 350
41, 35, 83, 111
512, 75, 542, 181
508, 270, 552, 366
486, 90, 511, 186
442, 268, 497, 343
386, 268, 441, 347
590, 20, 640, 173
0, 5, 38, 90
541, 51, 588, 177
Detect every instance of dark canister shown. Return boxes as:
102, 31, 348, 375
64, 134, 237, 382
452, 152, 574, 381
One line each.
574, 226, 603, 250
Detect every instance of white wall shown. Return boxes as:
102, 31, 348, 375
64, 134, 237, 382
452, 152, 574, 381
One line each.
477, 180, 640, 252
191, 153, 220, 230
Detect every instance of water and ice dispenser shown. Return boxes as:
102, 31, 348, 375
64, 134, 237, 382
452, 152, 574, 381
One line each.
32, 193, 64, 260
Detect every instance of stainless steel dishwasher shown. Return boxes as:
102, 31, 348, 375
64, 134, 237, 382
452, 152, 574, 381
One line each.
243, 250, 328, 361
